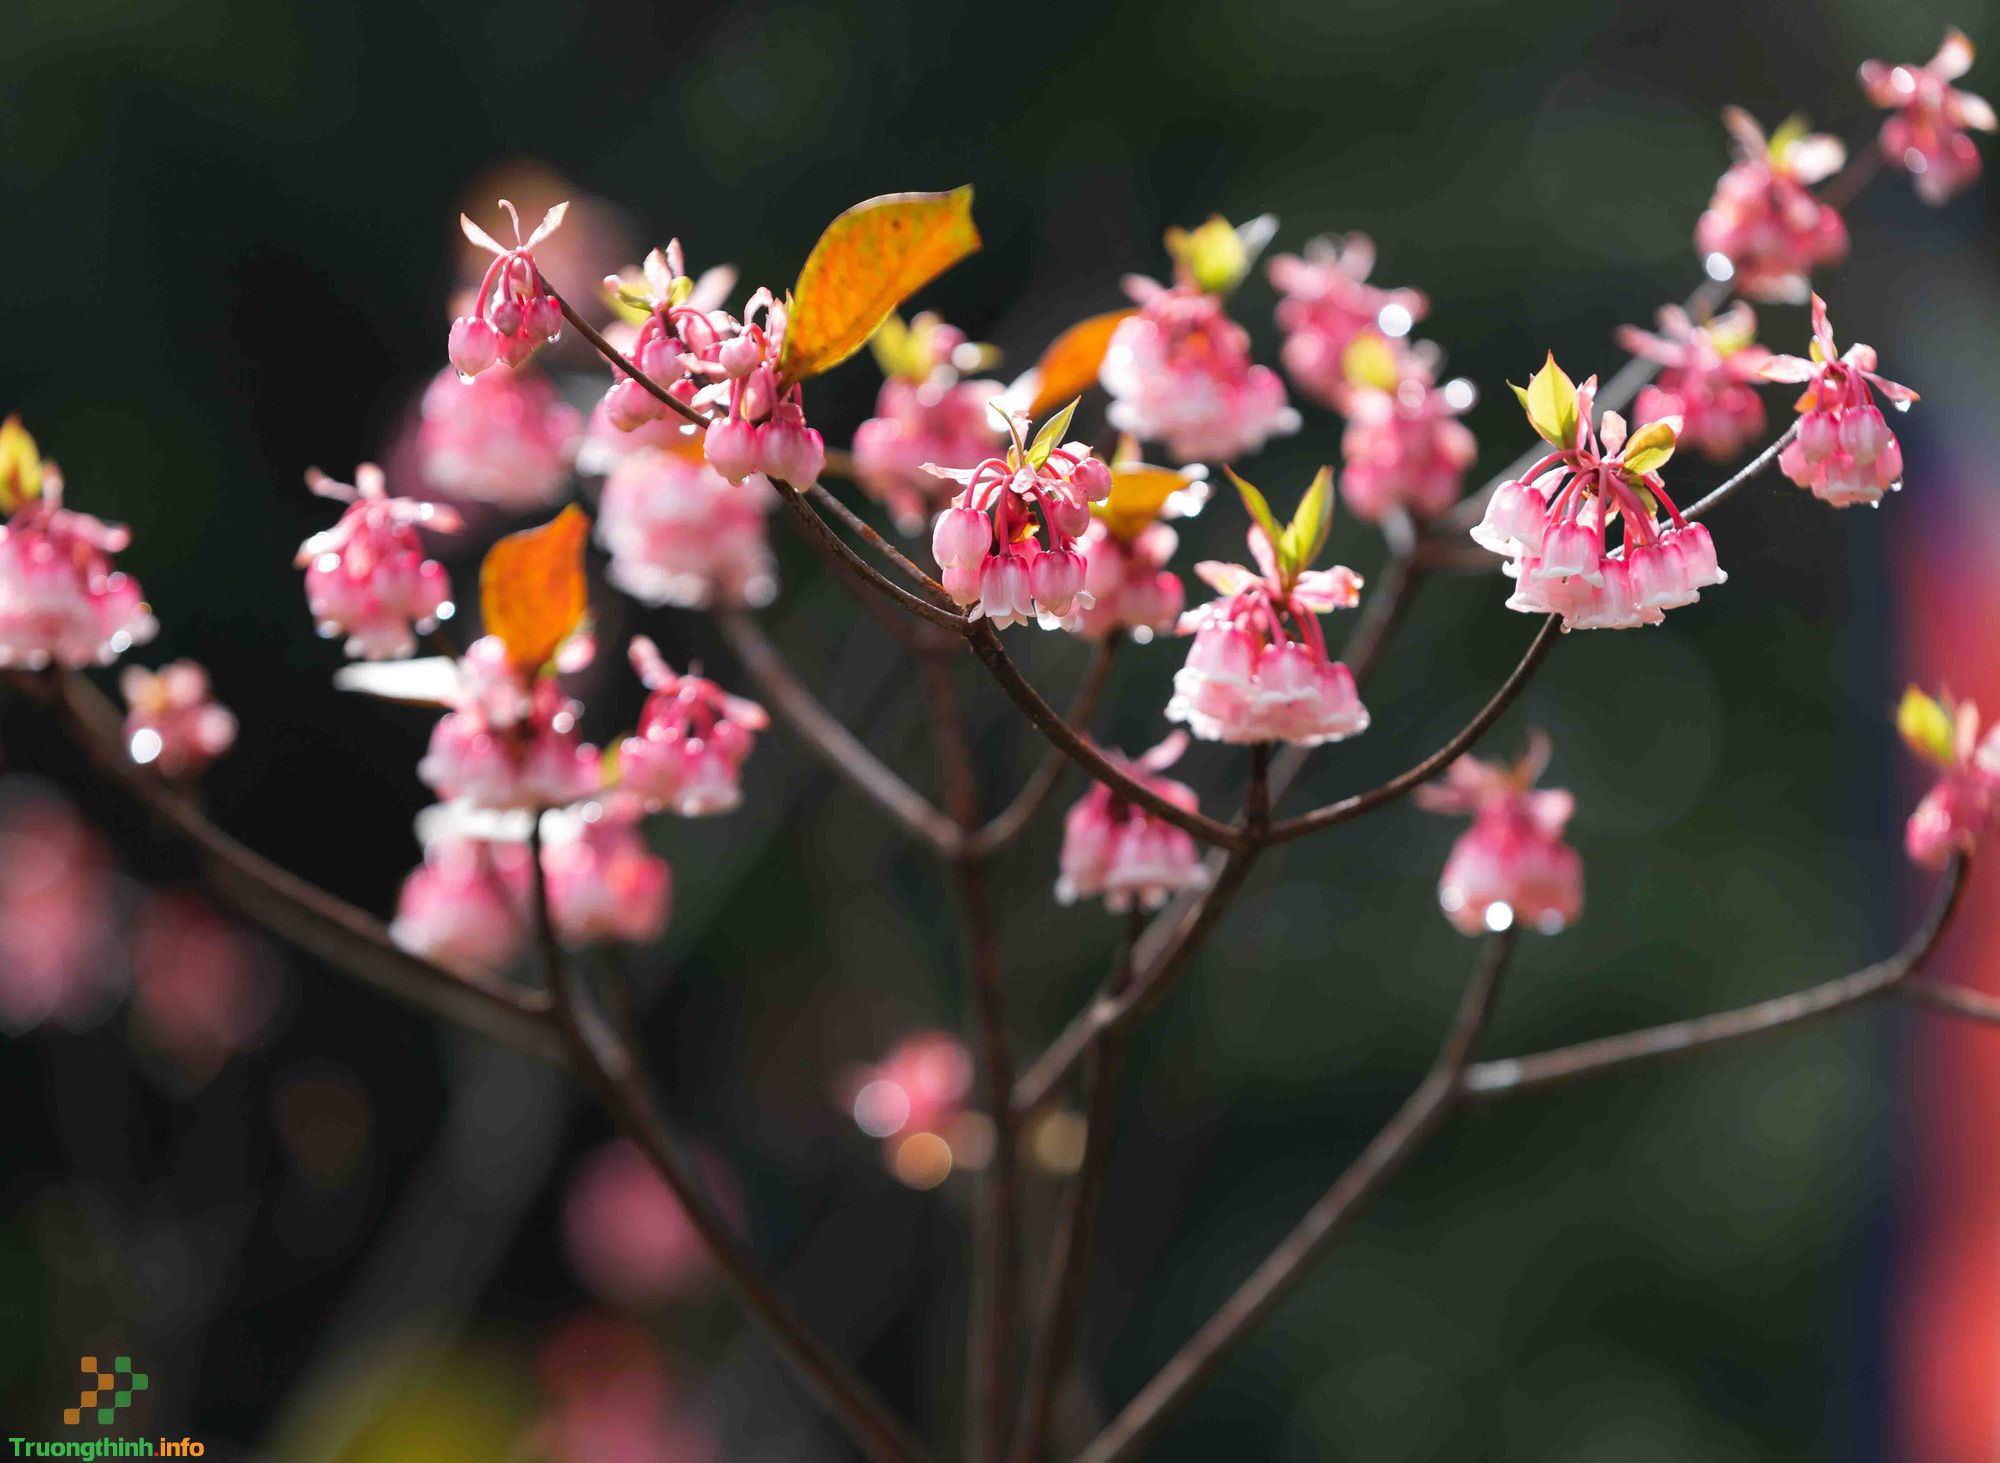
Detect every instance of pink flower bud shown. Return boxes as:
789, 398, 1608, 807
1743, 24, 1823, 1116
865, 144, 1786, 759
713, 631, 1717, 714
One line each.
449, 316, 500, 379
525, 294, 564, 343
932, 506, 992, 571
760, 412, 825, 486
738, 367, 776, 424
704, 418, 761, 483
1798, 409, 1838, 464
1030, 547, 1086, 617
1067, 456, 1112, 501
719, 335, 763, 379
639, 337, 682, 383
605, 378, 663, 432
1470, 478, 1548, 557
489, 297, 526, 337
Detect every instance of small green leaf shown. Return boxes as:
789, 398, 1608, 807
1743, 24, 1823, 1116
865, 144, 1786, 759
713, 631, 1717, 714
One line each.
1166, 215, 1253, 295
1281, 466, 1335, 577
1342, 333, 1401, 393
1224, 466, 1284, 558
1898, 686, 1958, 768
1620, 419, 1678, 477
1521, 353, 1579, 447
1026, 398, 1080, 468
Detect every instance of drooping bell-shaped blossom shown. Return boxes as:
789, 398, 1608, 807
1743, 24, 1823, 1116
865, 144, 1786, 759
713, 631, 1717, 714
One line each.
1074, 520, 1185, 642
1169, 472, 1370, 745
1337, 337, 1478, 522
1102, 279, 1299, 465
1415, 732, 1583, 936
1898, 686, 2000, 869
924, 405, 1112, 631
1471, 356, 1726, 630
413, 362, 581, 510
0, 784, 119, 1033
530, 1315, 720, 1463
389, 829, 528, 977
594, 243, 826, 486
1862, 29, 1997, 204
297, 464, 461, 661
1072, 442, 1205, 643
850, 312, 1005, 533
449, 199, 569, 378
417, 635, 603, 810
1268, 232, 1429, 412
1694, 109, 1849, 303
541, 797, 673, 947
618, 637, 767, 817
1762, 294, 1918, 508
844, 1031, 975, 1146
0, 420, 156, 670
594, 443, 777, 610
562, 1139, 739, 1306
1054, 733, 1211, 912
1618, 302, 1772, 461
120, 661, 236, 778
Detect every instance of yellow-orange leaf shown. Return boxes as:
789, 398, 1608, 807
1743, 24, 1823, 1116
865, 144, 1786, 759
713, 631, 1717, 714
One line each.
480, 505, 590, 671
1029, 309, 1135, 418
780, 188, 981, 384
1097, 464, 1189, 539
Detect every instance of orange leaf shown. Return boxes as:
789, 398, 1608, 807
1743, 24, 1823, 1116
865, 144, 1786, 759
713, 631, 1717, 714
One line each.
480, 505, 590, 671
779, 188, 981, 384
1028, 309, 1135, 418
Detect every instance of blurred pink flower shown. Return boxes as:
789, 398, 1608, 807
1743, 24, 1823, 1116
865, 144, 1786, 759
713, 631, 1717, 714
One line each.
1862, 28, 1997, 204
1416, 733, 1584, 936
130, 892, 278, 1076
120, 661, 236, 778
562, 1140, 738, 1306
0, 783, 119, 1032
531, 1314, 718, 1463
595, 445, 777, 611
1055, 733, 1210, 913
414, 362, 580, 511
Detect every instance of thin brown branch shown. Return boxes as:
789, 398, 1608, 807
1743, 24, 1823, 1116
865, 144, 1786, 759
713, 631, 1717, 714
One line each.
527, 816, 927, 1463
771, 478, 970, 632
13, 670, 565, 1064
1265, 616, 1560, 845
807, 480, 952, 600
1677, 418, 1801, 524
551, 289, 711, 428
970, 635, 1122, 857
713, 610, 962, 855
1460, 857, 1970, 1098
963, 621, 1250, 852
917, 654, 1021, 1463
1008, 910, 1145, 1463
1076, 931, 1517, 1463
1903, 979, 2000, 1025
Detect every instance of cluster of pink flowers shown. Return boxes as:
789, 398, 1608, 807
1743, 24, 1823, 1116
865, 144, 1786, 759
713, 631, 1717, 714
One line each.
417, 635, 603, 810
448, 201, 569, 378
926, 408, 1112, 630
597, 243, 826, 488
850, 313, 1003, 532
1695, 110, 1848, 302
619, 637, 767, 817
1054, 732, 1210, 911
594, 444, 777, 610
297, 464, 460, 660
1338, 340, 1478, 522
1074, 519, 1185, 642
1416, 733, 1583, 936
0, 423, 155, 670
1268, 233, 1428, 412
1101, 219, 1299, 464
412, 362, 580, 511
1472, 359, 1725, 630
391, 797, 672, 971
1619, 303, 1772, 461
1899, 687, 2000, 869
1763, 295, 1917, 507
1169, 478, 1369, 745
1102, 282, 1298, 464
1863, 29, 1996, 204
120, 661, 236, 777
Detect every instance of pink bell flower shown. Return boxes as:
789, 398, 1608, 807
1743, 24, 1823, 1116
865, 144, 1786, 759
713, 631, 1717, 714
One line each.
1055, 732, 1211, 912
1268, 232, 1429, 413
1618, 302, 1772, 461
1416, 732, 1584, 936
413, 362, 581, 510
1338, 342, 1478, 522
618, 636, 768, 817
120, 660, 237, 778
595, 444, 777, 610
449, 200, 570, 377
297, 464, 461, 661
417, 635, 603, 811
1762, 294, 1918, 508
1101, 278, 1299, 464
1898, 687, 2000, 869
1694, 109, 1848, 303
1861, 29, 1997, 204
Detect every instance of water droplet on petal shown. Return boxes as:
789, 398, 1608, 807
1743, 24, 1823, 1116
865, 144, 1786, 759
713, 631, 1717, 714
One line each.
129, 727, 163, 765
1484, 901, 1516, 932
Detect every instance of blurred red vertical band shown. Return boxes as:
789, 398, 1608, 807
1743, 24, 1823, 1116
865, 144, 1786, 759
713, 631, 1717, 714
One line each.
1894, 486, 2000, 1463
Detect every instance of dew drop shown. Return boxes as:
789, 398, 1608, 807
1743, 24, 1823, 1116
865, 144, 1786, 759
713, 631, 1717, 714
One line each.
1484, 901, 1516, 932
129, 728, 163, 765
1703, 252, 1736, 283
1378, 302, 1414, 338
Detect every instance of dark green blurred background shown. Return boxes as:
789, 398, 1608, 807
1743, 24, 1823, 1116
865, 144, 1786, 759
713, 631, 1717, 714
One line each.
4, 0, 1998, 1457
